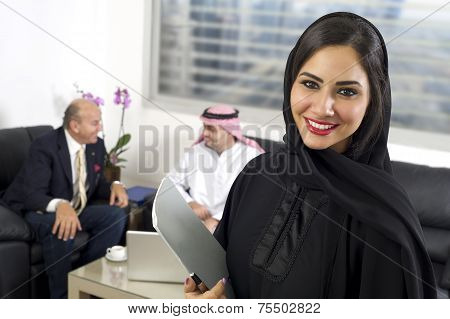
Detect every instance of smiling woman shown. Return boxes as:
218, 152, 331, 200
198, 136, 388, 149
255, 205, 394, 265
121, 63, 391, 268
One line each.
291, 45, 371, 154
185, 12, 437, 299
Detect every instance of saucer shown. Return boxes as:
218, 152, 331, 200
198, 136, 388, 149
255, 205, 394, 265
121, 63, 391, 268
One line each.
105, 251, 127, 262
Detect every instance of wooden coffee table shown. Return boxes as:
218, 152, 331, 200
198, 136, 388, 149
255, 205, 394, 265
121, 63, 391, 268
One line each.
68, 257, 184, 299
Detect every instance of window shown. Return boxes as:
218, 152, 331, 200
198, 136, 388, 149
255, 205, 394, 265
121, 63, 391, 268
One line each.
153, 0, 450, 134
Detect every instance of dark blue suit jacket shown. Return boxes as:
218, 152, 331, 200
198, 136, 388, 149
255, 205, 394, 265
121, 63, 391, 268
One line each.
3, 127, 111, 215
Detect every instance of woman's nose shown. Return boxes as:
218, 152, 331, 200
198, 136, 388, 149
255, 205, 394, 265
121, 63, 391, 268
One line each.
312, 91, 335, 117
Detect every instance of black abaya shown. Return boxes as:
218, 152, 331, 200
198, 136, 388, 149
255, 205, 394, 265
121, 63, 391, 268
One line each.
214, 12, 436, 298
216, 151, 412, 298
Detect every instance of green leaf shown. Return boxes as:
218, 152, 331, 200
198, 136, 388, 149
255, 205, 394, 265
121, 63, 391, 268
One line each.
116, 148, 129, 156
117, 133, 131, 148
109, 133, 131, 154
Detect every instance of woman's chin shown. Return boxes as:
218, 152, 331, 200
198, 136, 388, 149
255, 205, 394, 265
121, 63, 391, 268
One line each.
303, 139, 350, 154
304, 143, 329, 151
301, 136, 332, 151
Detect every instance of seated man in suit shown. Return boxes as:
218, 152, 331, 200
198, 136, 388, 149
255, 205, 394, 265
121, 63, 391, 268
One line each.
168, 105, 264, 233
2, 98, 128, 298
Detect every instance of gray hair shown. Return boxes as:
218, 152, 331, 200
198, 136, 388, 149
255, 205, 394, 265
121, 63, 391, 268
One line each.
62, 102, 81, 129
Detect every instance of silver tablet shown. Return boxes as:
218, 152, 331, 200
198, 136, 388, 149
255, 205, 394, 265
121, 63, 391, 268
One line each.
126, 231, 188, 283
152, 177, 235, 298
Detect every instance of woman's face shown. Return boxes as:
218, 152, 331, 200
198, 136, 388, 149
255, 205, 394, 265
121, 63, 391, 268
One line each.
290, 45, 370, 153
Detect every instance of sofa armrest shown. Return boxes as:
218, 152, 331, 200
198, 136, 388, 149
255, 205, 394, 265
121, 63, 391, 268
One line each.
0, 204, 31, 241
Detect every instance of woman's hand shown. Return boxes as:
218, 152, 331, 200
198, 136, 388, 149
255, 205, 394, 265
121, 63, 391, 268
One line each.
184, 277, 227, 299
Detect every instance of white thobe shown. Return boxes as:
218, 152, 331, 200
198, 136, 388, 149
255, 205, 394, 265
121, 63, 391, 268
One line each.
168, 141, 263, 220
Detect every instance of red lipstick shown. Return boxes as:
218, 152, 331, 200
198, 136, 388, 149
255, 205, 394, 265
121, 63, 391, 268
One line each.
304, 117, 339, 136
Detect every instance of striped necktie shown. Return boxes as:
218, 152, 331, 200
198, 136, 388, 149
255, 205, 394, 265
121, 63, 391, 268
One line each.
73, 147, 87, 215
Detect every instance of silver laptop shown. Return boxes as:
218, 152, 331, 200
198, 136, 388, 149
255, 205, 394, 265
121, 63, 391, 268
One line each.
152, 177, 235, 298
126, 231, 188, 283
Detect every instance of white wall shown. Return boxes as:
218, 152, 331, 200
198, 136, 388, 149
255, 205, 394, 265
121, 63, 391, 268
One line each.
1, 0, 449, 190
0, 0, 108, 127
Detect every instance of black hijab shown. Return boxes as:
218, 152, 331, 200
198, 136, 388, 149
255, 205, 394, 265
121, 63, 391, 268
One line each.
281, 12, 436, 298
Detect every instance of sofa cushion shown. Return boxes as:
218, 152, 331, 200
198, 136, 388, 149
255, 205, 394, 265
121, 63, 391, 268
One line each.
0, 126, 52, 192
0, 241, 29, 298
391, 161, 450, 229
0, 204, 31, 241
0, 129, 32, 192
26, 126, 53, 141
422, 226, 450, 264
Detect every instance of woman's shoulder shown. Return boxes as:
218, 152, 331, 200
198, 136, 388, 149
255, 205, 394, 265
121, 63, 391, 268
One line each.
232, 148, 295, 194
239, 145, 303, 182
242, 147, 289, 172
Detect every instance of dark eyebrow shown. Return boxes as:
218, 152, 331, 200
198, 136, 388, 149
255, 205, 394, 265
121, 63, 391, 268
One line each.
299, 72, 323, 83
300, 72, 362, 87
336, 80, 362, 87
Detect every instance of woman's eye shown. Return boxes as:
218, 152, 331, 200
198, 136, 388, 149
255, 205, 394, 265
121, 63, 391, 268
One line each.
337, 88, 357, 97
301, 80, 319, 89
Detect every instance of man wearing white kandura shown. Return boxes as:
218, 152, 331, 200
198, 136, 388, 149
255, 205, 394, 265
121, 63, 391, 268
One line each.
168, 105, 264, 233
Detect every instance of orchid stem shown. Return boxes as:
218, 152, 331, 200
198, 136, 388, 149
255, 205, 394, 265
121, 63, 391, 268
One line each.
117, 107, 125, 153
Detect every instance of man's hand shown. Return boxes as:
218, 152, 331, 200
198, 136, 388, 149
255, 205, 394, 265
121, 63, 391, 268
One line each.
203, 217, 219, 233
188, 201, 211, 220
110, 183, 129, 208
52, 201, 82, 241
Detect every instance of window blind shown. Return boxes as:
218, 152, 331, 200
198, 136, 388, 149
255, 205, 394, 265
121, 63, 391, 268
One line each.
156, 0, 450, 134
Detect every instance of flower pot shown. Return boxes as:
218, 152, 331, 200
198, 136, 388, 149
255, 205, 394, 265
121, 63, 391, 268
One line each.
104, 165, 121, 183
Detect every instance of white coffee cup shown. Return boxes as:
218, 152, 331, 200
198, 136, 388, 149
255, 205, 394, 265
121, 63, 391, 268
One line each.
106, 245, 126, 260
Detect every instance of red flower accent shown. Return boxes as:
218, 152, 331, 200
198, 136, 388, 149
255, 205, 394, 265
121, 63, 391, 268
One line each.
94, 164, 101, 173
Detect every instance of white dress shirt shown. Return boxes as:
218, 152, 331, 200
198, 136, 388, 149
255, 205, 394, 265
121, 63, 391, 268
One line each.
45, 130, 87, 212
168, 141, 262, 220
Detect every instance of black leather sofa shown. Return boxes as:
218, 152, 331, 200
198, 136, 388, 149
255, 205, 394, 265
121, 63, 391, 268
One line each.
0, 126, 89, 298
391, 161, 450, 298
